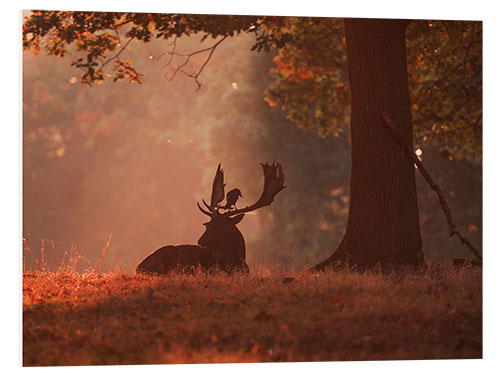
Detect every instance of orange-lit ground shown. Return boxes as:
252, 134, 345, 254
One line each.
23, 266, 482, 366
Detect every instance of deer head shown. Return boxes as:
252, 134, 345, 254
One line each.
196, 162, 286, 271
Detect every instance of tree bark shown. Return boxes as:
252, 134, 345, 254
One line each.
315, 18, 424, 269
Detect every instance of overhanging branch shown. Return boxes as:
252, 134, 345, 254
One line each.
100, 37, 134, 70
152, 35, 229, 91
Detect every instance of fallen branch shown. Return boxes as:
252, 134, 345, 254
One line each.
381, 112, 482, 261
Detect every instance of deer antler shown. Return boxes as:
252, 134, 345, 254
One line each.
198, 163, 226, 217
224, 162, 286, 218
210, 163, 226, 208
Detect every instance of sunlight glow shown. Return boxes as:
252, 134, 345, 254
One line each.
330, 188, 343, 197
55, 146, 66, 158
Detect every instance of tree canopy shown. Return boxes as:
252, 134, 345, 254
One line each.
23, 12, 482, 160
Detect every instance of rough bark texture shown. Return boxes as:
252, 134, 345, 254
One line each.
315, 18, 424, 269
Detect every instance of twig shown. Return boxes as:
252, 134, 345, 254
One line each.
381, 112, 482, 261
441, 20, 455, 44
23, 239, 37, 271
58, 251, 68, 273
162, 35, 228, 91
100, 37, 134, 70
161, 36, 178, 69
95, 233, 113, 272
40, 239, 46, 272
68, 241, 75, 271
51, 239, 56, 273
112, 252, 134, 272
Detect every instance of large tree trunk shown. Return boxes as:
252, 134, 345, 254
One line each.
315, 18, 424, 269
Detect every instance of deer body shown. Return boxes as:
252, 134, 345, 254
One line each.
136, 215, 249, 274
136, 245, 216, 274
135, 162, 285, 275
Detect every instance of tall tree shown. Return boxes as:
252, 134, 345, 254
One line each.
315, 19, 423, 268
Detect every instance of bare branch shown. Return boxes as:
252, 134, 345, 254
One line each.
155, 35, 229, 91
100, 37, 134, 70
162, 36, 178, 68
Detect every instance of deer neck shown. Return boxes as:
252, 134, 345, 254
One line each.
213, 227, 246, 268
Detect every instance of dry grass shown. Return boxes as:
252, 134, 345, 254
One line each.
22, 264, 482, 366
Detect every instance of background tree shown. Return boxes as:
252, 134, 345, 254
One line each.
23, 12, 482, 269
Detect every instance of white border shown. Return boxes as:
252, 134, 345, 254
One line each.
3, 1, 498, 374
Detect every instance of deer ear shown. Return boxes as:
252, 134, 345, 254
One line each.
229, 214, 245, 225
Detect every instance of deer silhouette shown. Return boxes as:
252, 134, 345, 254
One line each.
136, 162, 286, 274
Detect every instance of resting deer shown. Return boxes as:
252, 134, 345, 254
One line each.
135, 162, 286, 274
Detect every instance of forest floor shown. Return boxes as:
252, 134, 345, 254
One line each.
22, 264, 482, 366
